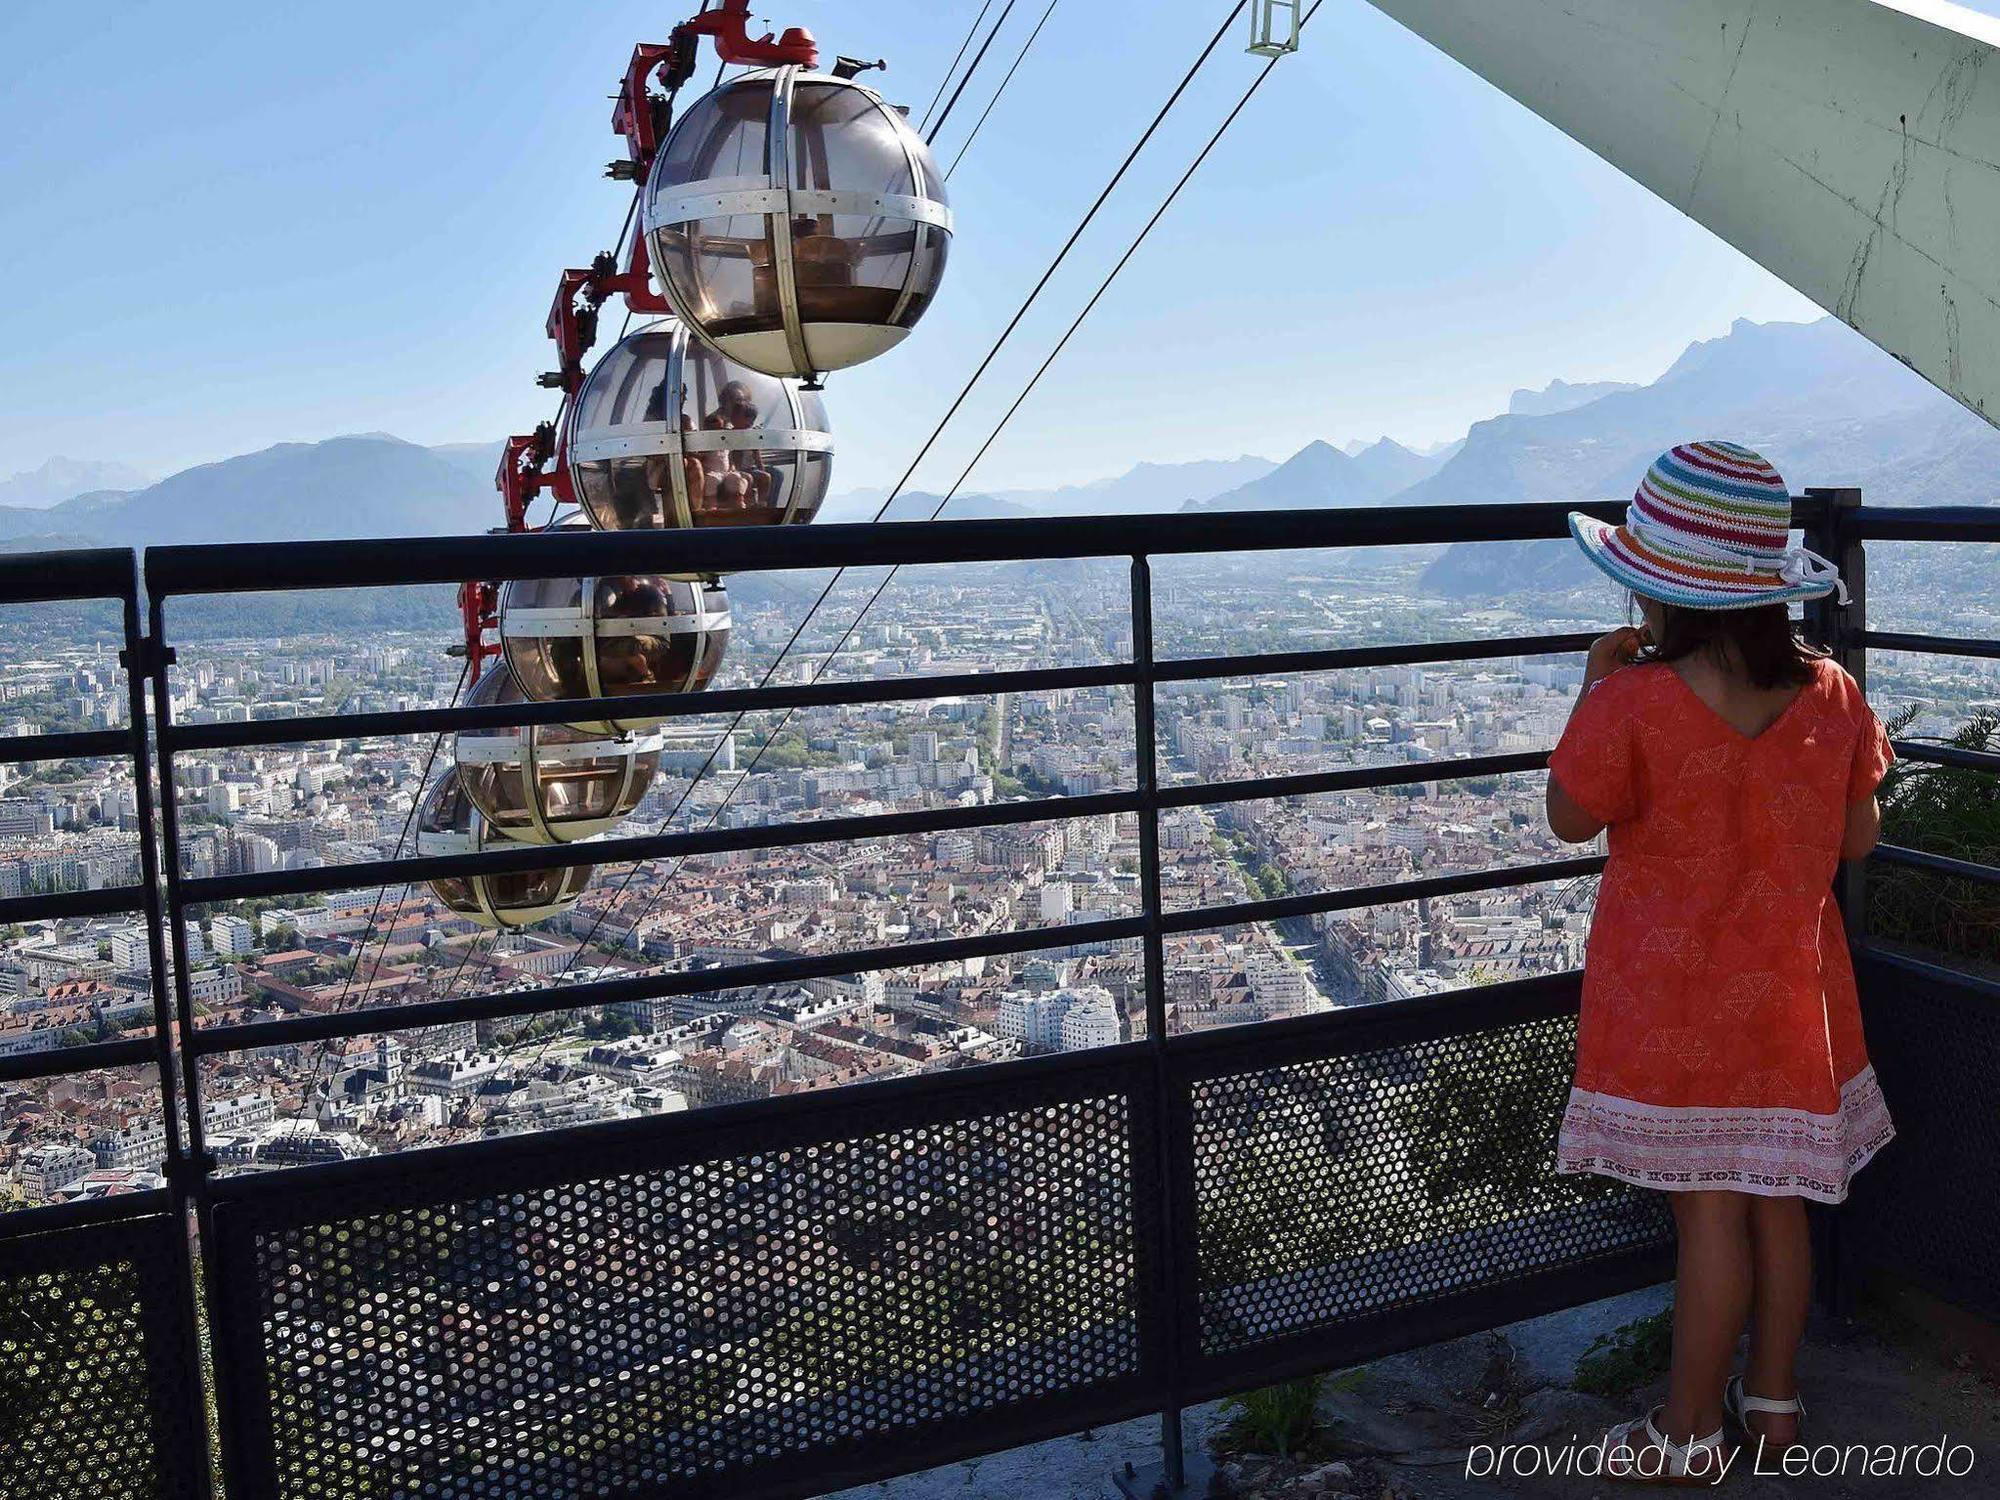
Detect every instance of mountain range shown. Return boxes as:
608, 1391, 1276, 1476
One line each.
9, 317, 1996, 593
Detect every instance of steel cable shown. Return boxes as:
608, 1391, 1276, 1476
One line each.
946, 0, 1061, 181
514, 0, 1256, 1006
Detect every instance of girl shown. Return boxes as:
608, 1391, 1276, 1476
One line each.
1547, 441, 1896, 1482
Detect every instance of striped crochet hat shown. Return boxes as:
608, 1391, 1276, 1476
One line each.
1568, 439, 1847, 609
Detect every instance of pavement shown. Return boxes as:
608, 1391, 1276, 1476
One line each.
821, 1282, 2000, 1500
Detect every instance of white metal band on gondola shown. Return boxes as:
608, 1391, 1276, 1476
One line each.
643, 65, 953, 382
416, 772, 596, 930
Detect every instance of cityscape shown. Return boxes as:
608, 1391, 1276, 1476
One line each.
4, 546, 1992, 1207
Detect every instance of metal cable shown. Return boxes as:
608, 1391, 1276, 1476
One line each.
926, 0, 1020, 145
534, 0, 1288, 1009
530, 2, 1254, 997
918, 0, 998, 133
326, 659, 469, 1015
946, 0, 1061, 180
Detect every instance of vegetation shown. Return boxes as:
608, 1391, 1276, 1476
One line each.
1219, 1374, 1327, 1460
1573, 1307, 1674, 1396
1869, 709, 2000, 965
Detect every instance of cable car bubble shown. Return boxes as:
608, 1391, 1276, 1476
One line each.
499, 567, 731, 733
452, 664, 662, 846
566, 317, 833, 531
643, 67, 951, 382
416, 770, 595, 931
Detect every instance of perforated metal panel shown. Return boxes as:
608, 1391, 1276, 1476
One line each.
1180, 1001, 1671, 1363
1845, 951, 2000, 1319
208, 1055, 1160, 1500
0, 1206, 208, 1500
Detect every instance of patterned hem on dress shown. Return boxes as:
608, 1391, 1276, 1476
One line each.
1555, 1066, 1895, 1205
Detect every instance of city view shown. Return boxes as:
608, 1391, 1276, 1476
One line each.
3, 537, 1992, 1206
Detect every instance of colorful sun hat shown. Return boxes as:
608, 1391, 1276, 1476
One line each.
1568, 439, 1848, 610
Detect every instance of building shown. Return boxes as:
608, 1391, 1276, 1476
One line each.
211, 912, 256, 958
109, 927, 150, 973
18, 1141, 95, 1200
90, 1117, 168, 1171
994, 984, 1120, 1053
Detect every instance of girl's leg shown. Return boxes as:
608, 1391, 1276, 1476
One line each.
1658, 1190, 1753, 1443
1742, 1194, 1810, 1445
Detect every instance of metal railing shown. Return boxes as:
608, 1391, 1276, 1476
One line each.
0, 491, 1995, 1500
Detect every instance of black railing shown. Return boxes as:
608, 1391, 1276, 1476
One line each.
0, 491, 1994, 1500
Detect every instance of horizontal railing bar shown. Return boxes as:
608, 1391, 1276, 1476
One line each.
1851, 942, 2000, 1005
1870, 842, 2000, 886
201, 1039, 1153, 1206
1861, 629, 2000, 661
182, 744, 1564, 906
167, 630, 1599, 756
0, 1186, 176, 1237
0, 727, 132, 766
1849, 505, 2000, 543
167, 660, 1142, 752
0, 883, 149, 925
183, 746, 1559, 905
1889, 739, 2000, 775
0, 546, 136, 606
1156, 749, 1551, 809
142, 502, 1649, 597
1162, 968, 1583, 1071
1159, 854, 1605, 935
0, 1035, 157, 1086
194, 848, 1595, 1055
1155, 632, 1594, 684
180, 788, 1144, 904
191, 913, 1151, 1054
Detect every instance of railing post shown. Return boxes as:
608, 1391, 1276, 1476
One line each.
118, 566, 218, 1499
138, 588, 254, 1481
1122, 554, 1193, 1497
1803, 487, 1867, 1315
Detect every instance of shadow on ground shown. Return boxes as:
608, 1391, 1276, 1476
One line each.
822, 1284, 1999, 1499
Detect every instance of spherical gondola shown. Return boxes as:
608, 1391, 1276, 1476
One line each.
500, 569, 731, 733
643, 66, 951, 381
453, 663, 662, 845
567, 318, 833, 530
416, 770, 594, 930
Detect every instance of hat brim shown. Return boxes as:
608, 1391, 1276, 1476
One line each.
1566, 512, 1831, 611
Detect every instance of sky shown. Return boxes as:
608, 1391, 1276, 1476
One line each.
3, 0, 1997, 497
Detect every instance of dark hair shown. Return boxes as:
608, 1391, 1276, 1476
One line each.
1632, 598, 1825, 689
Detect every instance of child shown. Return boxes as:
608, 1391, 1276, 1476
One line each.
1547, 440, 1896, 1482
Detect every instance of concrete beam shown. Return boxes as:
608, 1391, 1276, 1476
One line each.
1365, 0, 2000, 427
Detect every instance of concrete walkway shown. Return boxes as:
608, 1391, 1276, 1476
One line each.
823, 1284, 2000, 1499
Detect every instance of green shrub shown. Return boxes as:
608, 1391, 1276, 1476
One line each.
1573, 1307, 1673, 1396
1868, 709, 2000, 964
1220, 1373, 1325, 1459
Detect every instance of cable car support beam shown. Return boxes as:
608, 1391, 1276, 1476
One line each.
1365, 0, 2000, 429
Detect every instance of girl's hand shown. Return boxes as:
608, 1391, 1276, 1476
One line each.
1584, 627, 1648, 686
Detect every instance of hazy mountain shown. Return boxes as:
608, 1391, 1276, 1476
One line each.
0, 436, 497, 551
990, 455, 1276, 515
1185, 436, 1451, 513
1507, 378, 1640, 417
1417, 316, 2000, 596
0, 456, 150, 509
427, 440, 507, 486
821, 454, 1277, 525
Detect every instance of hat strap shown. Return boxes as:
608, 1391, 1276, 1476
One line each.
1778, 544, 1851, 605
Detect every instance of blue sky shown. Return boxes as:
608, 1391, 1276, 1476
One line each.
4, 0, 1995, 495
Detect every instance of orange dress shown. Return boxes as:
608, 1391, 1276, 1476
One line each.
1549, 656, 1895, 1203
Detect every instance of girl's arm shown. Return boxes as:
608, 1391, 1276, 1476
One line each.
1840, 794, 1881, 861
1545, 627, 1647, 844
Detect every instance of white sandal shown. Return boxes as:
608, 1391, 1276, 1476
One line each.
1597, 1406, 1734, 1485
1723, 1374, 1805, 1441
